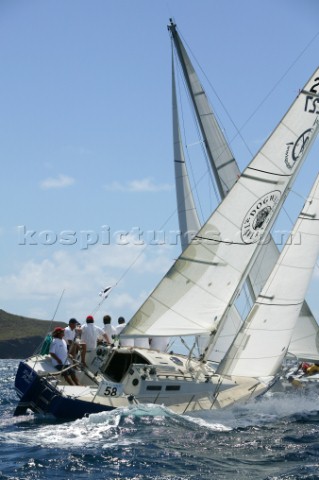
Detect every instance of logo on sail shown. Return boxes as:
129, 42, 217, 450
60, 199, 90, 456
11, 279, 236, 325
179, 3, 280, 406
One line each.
284, 127, 313, 170
241, 191, 281, 244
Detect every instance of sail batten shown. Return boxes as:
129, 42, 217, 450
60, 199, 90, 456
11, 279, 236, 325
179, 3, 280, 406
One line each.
302, 89, 319, 98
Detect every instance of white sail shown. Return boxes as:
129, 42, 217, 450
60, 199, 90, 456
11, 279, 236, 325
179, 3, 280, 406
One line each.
288, 302, 319, 361
169, 20, 319, 361
217, 173, 319, 378
172, 54, 201, 250
123, 67, 319, 339
169, 20, 239, 198
171, 31, 243, 360
198, 306, 242, 363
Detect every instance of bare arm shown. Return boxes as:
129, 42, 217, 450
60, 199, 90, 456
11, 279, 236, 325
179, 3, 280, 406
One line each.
50, 352, 62, 364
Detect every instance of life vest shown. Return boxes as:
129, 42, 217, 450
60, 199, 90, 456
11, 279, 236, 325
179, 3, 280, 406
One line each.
40, 334, 52, 355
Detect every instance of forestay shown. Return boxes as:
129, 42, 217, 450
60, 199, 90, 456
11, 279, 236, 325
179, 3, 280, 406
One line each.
123, 67, 319, 339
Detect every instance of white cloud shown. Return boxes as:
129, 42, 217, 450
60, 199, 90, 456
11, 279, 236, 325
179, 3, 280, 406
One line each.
0, 242, 175, 324
40, 174, 75, 189
105, 177, 173, 193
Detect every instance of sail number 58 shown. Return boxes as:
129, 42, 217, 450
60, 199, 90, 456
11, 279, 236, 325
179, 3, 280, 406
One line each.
104, 386, 118, 396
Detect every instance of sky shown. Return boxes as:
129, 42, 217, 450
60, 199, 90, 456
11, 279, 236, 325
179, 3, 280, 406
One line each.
0, 0, 319, 329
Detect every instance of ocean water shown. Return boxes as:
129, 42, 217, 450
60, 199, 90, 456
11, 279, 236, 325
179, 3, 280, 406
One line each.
1, 359, 319, 480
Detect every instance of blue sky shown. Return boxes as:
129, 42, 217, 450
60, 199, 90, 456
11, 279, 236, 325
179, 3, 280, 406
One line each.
0, 0, 319, 328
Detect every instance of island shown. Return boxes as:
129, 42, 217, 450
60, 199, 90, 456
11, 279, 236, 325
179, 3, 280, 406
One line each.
0, 309, 67, 359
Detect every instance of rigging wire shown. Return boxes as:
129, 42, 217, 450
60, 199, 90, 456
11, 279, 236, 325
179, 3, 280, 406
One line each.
179, 28, 319, 161
173, 44, 219, 223
177, 24, 319, 303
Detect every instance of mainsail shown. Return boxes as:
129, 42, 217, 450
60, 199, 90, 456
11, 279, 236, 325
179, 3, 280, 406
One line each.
123, 66, 319, 340
169, 19, 319, 360
218, 173, 319, 378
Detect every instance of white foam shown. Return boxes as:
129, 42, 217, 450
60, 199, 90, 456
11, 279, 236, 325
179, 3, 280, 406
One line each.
4, 390, 319, 447
186, 389, 319, 429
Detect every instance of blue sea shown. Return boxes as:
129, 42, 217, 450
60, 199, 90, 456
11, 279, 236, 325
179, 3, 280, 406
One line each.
2, 359, 319, 479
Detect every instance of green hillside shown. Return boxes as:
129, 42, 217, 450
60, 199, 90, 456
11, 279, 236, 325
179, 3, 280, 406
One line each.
0, 309, 67, 358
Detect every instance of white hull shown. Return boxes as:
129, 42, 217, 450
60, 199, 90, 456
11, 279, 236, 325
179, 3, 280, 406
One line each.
14, 346, 270, 418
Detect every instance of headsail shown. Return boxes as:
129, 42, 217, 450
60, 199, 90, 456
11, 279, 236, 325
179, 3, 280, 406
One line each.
123, 67, 319, 339
170, 19, 244, 360
169, 20, 319, 361
217, 172, 319, 378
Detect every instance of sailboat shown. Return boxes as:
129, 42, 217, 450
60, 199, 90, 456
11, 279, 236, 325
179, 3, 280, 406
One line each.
168, 19, 319, 365
14, 27, 319, 419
